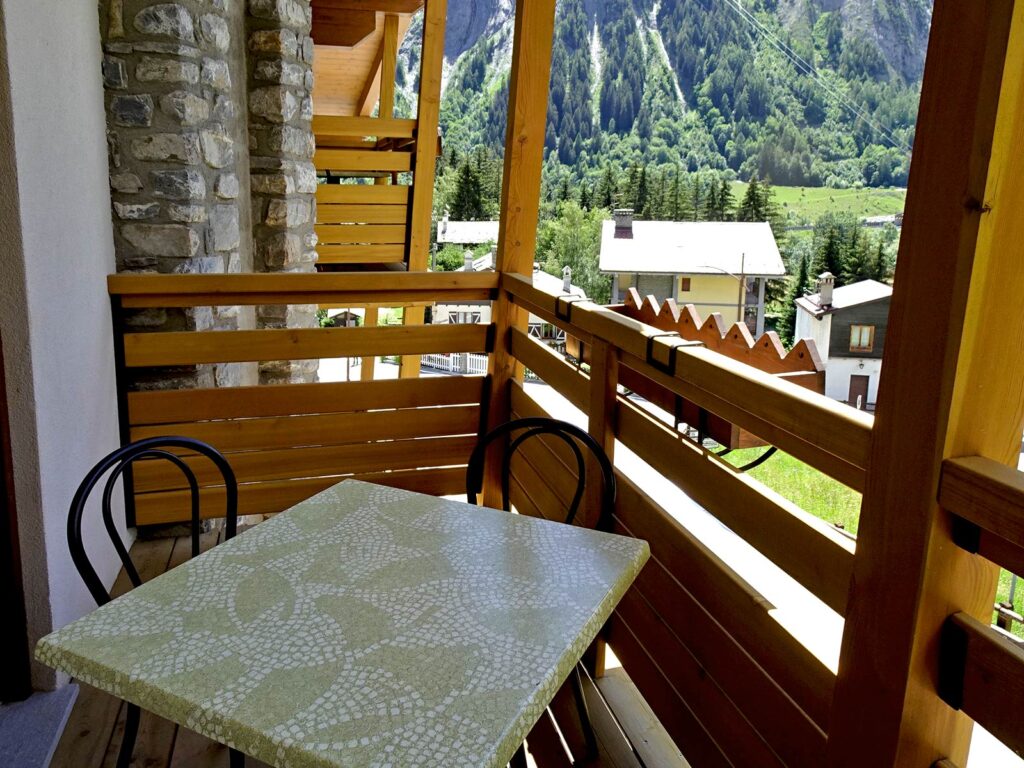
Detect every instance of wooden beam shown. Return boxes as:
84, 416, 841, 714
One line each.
313, 0, 422, 13
379, 14, 398, 121
361, 306, 379, 380
313, 116, 416, 140
827, 2, 1023, 765
311, 7, 376, 47
356, 42, 384, 117
484, 0, 558, 506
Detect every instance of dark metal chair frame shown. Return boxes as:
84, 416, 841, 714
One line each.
467, 417, 618, 765
67, 436, 243, 768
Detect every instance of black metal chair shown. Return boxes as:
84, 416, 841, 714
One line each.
467, 417, 618, 765
68, 436, 243, 768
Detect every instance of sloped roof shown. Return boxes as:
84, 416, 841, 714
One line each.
456, 252, 585, 298
437, 219, 500, 245
795, 279, 893, 317
599, 221, 785, 277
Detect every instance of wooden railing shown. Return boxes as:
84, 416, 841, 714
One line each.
108, 272, 497, 527
500, 271, 871, 767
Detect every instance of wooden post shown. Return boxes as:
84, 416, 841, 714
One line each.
360, 306, 379, 380
483, 0, 558, 506
826, 2, 1022, 765
399, 0, 445, 380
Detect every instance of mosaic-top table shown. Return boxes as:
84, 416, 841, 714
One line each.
37, 480, 649, 767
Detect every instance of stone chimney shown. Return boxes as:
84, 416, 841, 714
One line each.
817, 272, 836, 308
614, 208, 633, 233
463, 250, 475, 271
563, 266, 572, 293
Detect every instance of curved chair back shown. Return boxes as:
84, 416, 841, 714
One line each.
68, 436, 238, 606
466, 417, 616, 531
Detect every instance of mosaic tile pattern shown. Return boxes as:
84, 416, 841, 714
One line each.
37, 480, 649, 767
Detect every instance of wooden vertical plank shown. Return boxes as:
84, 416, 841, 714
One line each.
360, 306, 379, 380
826, 2, 1021, 766
379, 14, 398, 122
484, 0, 557, 506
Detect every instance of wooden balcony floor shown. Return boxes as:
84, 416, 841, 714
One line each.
51, 531, 681, 768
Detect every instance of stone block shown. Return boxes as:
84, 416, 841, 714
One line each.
300, 95, 313, 121
301, 35, 314, 63
160, 91, 210, 126
133, 4, 195, 42
168, 204, 208, 222
114, 202, 160, 220
110, 172, 143, 194
110, 94, 154, 127
258, 231, 302, 268
267, 125, 314, 157
130, 132, 201, 164
102, 56, 127, 89
107, 131, 121, 168
248, 0, 308, 29
134, 42, 200, 57
199, 14, 230, 53
265, 198, 310, 227
249, 87, 298, 124
200, 126, 234, 168
122, 223, 200, 258
293, 161, 317, 193
254, 59, 305, 87
201, 58, 231, 91
248, 28, 298, 57
151, 168, 206, 199
212, 94, 236, 121
210, 205, 240, 252
250, 173, 294, 195
136, 57, 199, 84
215, 173, 240, 199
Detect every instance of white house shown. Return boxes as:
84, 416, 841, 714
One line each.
435, 215, 500, 247
599, 210, 786, 336
795, 274, 893, 410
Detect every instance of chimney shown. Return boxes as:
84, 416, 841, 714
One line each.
817, 272, 835, 308
463, 250, 475, 271
562, 266, 572, 293
614, 208, 633, 233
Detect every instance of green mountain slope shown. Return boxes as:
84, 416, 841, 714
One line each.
426, 0, 931, 190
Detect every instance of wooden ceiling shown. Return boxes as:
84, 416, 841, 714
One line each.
311, 0, 422, 117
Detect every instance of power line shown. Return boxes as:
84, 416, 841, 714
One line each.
716, 0, 913, 154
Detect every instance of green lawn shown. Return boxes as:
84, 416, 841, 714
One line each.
732, 183, 907, 227
724, 446, 1022, 635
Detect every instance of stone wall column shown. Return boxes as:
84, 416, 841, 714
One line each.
245, 0, 319, 384
101, 0, 256, 389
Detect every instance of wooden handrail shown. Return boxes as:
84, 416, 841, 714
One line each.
312, 115, 417, 139
502, 271, 873, 489
108, 271, 499, 308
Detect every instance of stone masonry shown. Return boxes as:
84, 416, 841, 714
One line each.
100, 0, 318, 387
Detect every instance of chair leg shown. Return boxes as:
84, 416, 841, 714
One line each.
570, 664, 599, 764
510, 744, 528, 768
116, 704, 141, 768
229, 747, 245, 767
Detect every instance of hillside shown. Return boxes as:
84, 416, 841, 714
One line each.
409, 0, 932, 191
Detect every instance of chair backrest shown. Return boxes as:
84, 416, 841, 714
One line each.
466, 417, 616, 532
68, 436, 238, 606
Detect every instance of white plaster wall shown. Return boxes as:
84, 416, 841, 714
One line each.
795, 309, 832, 362
0, 0, 125, 689
825, 357, 884, 406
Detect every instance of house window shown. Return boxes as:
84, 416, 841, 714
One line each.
680, 277, 692, 292
850, 325, 875, 352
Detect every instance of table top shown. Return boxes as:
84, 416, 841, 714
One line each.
37, 480, 649, 768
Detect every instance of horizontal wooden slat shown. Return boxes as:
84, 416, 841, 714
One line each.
316, 224, 406, 245
108, 271, 498, 308
133, 435, 478, 492
312, 115, 417, 139
613, 589, 787, 768
510, 328, 589, 412
317, 204, 408, 224
314, 148, 411, 173
616, 397, 854, 616
134, 468, 466, 525
503, 272, 871, 489
940, 455, 1024, 550
130, 403, 481, 453
940, 612, 1024, 758
123, 324, 491, 366
315, 185, 409, 205
613, 474, 835, 730
128, 376, 484, 425
316, 244, 407, 264
606, 616, 733, 768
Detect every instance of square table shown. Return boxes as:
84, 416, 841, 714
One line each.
37, 480, 649, 767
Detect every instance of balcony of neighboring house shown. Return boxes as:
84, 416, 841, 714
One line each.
1, 3, 1024, 768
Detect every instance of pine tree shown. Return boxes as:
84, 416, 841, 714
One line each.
870, 239, 889, 281
669, 168, 682, 220
450, 159, 486, 220
597, 165, 616, 210
579, 183, 592, 210
557, 175, 572, 203
635, 166, 649, 217
688, 175, 703, 221
737, 177, 762, 221
718, 178, 736, 221
777, 253, 813, 347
